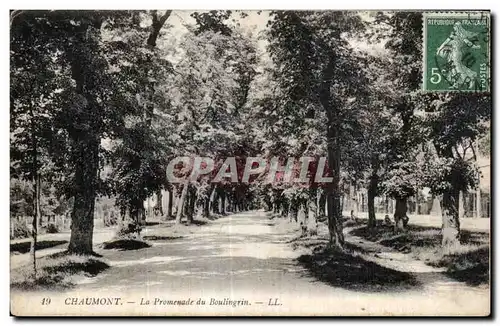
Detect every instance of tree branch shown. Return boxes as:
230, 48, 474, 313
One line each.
158, 10, 172, 27
147, 10, 173, 47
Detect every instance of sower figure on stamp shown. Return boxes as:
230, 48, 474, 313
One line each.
436, 22, 481, 89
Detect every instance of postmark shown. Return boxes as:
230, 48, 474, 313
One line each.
423, 11, 490, 92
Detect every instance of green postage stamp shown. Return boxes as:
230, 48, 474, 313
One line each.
423, 11, 490, 92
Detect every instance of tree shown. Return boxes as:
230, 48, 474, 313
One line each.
421, 93, 490, 251
11, 11, 146, 254
166, 14, 258, 223
372, 12, 426, 231
264, 11, 368, 249
11, 11, 70, 273
105, 10, 173, 228
377, 12, 491, 245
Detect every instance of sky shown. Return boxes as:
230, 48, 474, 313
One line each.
167, 10, 270, 38
160, 10, 387, 64
162, 10, 270, 52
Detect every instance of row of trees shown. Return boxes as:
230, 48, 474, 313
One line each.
10, 10, 490, 271
10, 10, 262, 261
249, 11, 490, 252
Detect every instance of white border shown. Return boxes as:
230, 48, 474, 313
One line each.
2, 1, 498, 325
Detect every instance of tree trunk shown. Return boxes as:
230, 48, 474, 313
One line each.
220, 191, 226, 215
128, 198, 144, 237
441, 190, 460, 252
146, 196, 152, 220
140, 205, 146, 227
325, 128, 344, 249
416, 191, 421, 215
229, 193, 235, 212
281, 199, 289, 217
301, 201, 307, 222
30, 172, 41, 279
183, 191, 189, 216
203, 185, 214, 218
300, 201, 308, 236
67, 136, 98, 254
476, 188, 482, 218
367, 172, 378, 228
325, 125, 344, 249
318, 190, 326, 217
187, 185, 196, 224
316, 34, 345, 250
203, 197, 210, 218
367, 190, 376, 228
147, 10, 173, 47
430, 195, 441, 216
167, 190, 173, 218
205, 185, 215, 217
475, 141, 482, 218
211, 187, 219, 214
120, 206, 126, 221
433, 145, 462, 250
393, 197, 408, 233
155, 189, 164, 217
458, 191, 465, 219
227, 196, 232, 213
175, 183, 188, 224
307, 190, 318, 234
143, 10, 172, 123
326, 193, 343, 248
350, 183, 358, 218
290, 199, 298, 223
67, 40, 101, 255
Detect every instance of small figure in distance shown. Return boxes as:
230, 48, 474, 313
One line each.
300, 221, 307, 237
383, 214, 393, 226
402, 215, 409, 228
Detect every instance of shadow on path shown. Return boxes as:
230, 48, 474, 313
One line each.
101, 239, 152, 251
11, 240, 68, 254
297, 247, 420, 292
349, 225, 490, 286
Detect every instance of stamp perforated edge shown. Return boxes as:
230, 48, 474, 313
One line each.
422, 11, 491, 92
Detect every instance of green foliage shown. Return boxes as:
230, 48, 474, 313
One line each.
114, 222, 143, 240
11, 219, 30, 240
191, 10, 233, 36
423, 154, 478, 195
10, 178, 72, 221
256, 11, 371, 205
10, 11, 139, 196
478, 131, 490, 156
381, 161, 422, 198
110, 121, 167, 211
46, 223, 59, 234
418, 92, 490, 194
10, 179, 33, 218
364, 12, 426, 200
9, 10, 491, 250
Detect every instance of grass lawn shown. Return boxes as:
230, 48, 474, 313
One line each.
11, 251, 110, 291
349, 222, 489, 285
